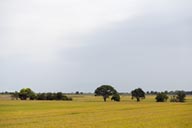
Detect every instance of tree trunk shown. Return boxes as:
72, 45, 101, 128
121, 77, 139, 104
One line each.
103, 95, 107, 102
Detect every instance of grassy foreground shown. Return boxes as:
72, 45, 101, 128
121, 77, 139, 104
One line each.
0, 95, 192, 128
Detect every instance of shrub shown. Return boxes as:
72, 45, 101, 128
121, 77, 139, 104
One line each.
155, 92, 168, 102
111, 93, 120, 102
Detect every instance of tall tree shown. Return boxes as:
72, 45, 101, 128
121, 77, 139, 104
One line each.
95, 85, 117, 102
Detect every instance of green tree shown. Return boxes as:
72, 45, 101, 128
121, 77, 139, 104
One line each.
131, 88, 145, 102
155, 92, 168, 102
19, 88, 35, 100
95, 85, 117, 102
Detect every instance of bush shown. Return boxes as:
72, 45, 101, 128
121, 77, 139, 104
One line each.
155, 92, 168, 102
111, 93, 120, 102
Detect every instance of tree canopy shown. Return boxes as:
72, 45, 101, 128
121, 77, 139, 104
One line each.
131, 88, 145, 102
95, 85, 117, 102
19, 88, 35, 100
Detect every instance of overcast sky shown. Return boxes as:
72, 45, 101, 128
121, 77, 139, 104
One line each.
0, 0, 192, 92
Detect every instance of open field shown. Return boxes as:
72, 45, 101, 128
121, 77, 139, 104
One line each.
0, 95, 192, 128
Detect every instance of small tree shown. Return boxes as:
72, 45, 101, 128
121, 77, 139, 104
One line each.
95, 85, 117, 102
131, 88, 145, 102
111, 93, 120, 102
155, 92, 168, 102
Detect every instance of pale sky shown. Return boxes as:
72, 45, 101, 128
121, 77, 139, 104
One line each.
0, 0, 192, 92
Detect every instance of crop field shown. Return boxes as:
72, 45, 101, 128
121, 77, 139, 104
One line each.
0, 95, 192, 128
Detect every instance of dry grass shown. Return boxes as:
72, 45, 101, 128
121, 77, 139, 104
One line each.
0, 95, 192, 128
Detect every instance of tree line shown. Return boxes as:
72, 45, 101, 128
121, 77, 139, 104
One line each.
95, 85, 186, 102
11, 88, 72, 101
5, 85, 188, 102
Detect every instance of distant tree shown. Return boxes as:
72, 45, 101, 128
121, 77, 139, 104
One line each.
19, 88, 35, 100
95, 85, 117, 102
155, 92, 168, 102
111, 93, 120, 102
176, 91, 186, 102
75, 91, 79, 94
131, 88, 145, 102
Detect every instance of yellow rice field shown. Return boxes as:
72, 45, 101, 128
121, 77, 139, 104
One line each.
0, 95, 192, 128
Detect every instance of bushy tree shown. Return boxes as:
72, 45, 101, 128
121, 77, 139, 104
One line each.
19, 88, 35, 100
131, 88, 145, 102
95, 85, 117, 102
155, 92, 168, 102
111, 93, 120, 102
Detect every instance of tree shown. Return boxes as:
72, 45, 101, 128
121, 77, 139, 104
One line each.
111, 93, 120, 102
19, 88, 35, 100
131, 88, 145, 102
95, 85, 117, 102
176, 91, 186, 102
155, 92, 168, 102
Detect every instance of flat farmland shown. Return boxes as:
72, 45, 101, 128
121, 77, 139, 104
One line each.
0, 95, 192, 128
